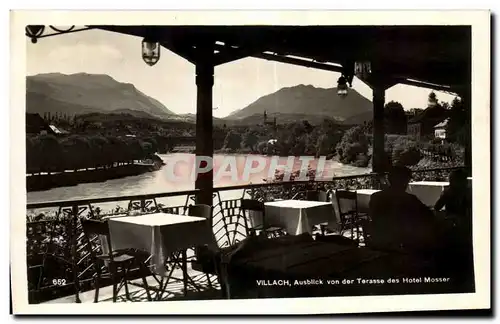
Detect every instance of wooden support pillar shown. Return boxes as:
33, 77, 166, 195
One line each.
372, 83, 386, 174
194, 42, 214, 206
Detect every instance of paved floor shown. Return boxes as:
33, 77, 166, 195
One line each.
43, 267, 223, 304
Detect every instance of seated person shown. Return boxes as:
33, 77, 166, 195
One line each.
368, 166, 439, 252
434, 169, 472, 227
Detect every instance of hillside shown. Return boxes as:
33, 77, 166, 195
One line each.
226, 84, 373, 123
26, 73, 175, 120
223, 112, 340, 126
342, 111, 374, 125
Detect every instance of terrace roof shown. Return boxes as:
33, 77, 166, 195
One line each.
93, 25, 471, 92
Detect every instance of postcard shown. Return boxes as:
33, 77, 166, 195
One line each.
10, 9, 491, 315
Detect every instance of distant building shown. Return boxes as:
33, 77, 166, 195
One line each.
26, 113, 56, 135
407, 106, 448, 140
434, 119, 449, 139
263, 111, 277, 128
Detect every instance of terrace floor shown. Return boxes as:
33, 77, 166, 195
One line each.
43, 267, 222, 304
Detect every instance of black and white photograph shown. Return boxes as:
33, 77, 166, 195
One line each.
10, 10, 491, 315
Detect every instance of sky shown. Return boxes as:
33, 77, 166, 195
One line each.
26, 29, 457, 118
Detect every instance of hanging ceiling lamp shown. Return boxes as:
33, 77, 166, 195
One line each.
337, 75, 348, 97
142, 38, 160, 66
354, 61, 372, 80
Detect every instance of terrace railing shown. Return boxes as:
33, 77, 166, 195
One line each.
25, 166, 464, 304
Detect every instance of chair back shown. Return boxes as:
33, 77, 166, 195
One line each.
241, 199, 264, 212
187, 204, 218, 250
240, 199, 264, 232
81, 218, 115, 264
318, 190, 328, 202
306, 190, 320, 201
187, 204, 212, 220
335, 189, 359, 222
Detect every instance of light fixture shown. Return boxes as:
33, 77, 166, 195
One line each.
142, 38, 160, 66
354, 61, 371, 79
337, 75, 348, 97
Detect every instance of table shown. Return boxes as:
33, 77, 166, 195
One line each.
107, 213, 213, 296
354, 189, 380, 212
260, 200, 337, 235
330, 189, 380, 216
407, 181, 449, 207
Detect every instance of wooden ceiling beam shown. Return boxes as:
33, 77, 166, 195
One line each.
212, 44, 260, 66
160, 41, 197, 64
252, 52, 344, 73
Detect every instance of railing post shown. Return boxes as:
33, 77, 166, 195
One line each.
71, 204, 81, 303
140, 199, 146, 212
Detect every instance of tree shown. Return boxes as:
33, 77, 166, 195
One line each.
26, 137, 40, 173
143, 137, 158, 154
316, 132, 341, 157
37, 134, 62, 173
446, 97, 468, 145
109, 136, 130, 165
335, 126, 369, 166
139, 141, 154, 158
409, 108, 424, 116
384, 101, 407, 134
88, 135, 110, 168
223, 131, 242, 151
242, 131, 259, 151
60, 135, 91, 171
392, 142, 421, 166
124, 137, 145, 161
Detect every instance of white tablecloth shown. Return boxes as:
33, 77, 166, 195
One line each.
355, 189, 381, 212
407, 181, 449, 207
261, 200, 337, 235
330, 189, 380, 218
108, 213, 213, 274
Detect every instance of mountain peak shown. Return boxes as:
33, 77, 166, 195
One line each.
227, 83, 372, 123
26, 73, 175, 119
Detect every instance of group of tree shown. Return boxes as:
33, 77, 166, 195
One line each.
26, 134, 158, 174
335, 125, 371, 167
219, 119, 346, 158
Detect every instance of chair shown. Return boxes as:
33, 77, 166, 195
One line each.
307, 189, 331, 234
240, 199, 286, 238
189, 204, 235, 299
358, 217, 374, 247
80, 219, 152, 302
306, 190, 320, 201
335, 189, 369, 244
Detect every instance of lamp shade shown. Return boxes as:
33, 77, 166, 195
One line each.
354, 61, 371, 79
337, 76, 348, 97
142, 39, 160, 66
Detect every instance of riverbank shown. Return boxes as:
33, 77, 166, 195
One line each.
27, 156, 164, 192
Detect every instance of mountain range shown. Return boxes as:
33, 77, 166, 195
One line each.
26, 73, 374, 125
26, 73, 175, 120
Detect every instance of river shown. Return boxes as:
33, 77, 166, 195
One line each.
27, 154, 370, 208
